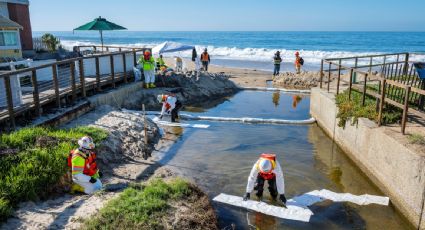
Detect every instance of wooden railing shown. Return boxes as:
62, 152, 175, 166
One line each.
320, 52, 425, 134
0, 47, 147, 130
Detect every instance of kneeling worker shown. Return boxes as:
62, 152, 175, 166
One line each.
244, 153, 287, 207
69, 136, 102, 194
157, 94, 182, 122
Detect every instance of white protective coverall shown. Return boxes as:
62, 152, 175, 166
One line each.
160, 95, 177, 116
246, 159, 285, 195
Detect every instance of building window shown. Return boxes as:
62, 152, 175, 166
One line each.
0, 31, 18, 47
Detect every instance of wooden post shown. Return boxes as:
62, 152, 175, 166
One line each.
133, 49, 137, 67
31, 70, 41, 116
52, 64, 60, 108
353, 57, 358, 83
95, 56, 101, 91
377, 79, 386, 126
78, 59, 86, 98
327, 62, 331, 92
362, 73, 368, 106
110, 55, 115, 88
122, 53, 128, 83
70, 62, 77, 102
348, 69, 353, 101
401, 86, 411, 134
320, 59, 324, 88
142, 104, 149, 159
368, 57, 373, 74
336, 59, 342, 95
403, 53, 409, 76
4, 75, 15, 129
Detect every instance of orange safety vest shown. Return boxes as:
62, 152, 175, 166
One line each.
258, 153, 277, 180
68, 149, 99, 177
201, 53, 209, 62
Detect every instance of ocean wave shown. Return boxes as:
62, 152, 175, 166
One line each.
60, 40, 424, 65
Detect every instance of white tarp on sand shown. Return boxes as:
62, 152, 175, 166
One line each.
213, 189, 389, 222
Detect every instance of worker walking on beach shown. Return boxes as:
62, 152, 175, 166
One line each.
243, 153, 287, 207
68, 136, 102, 194
138, 50, 156, 88
273, 51, 282, 77
157, 94, 183, 122
201, 48, 210, 72
295, 51, 304, 74
156, 54, 166, 70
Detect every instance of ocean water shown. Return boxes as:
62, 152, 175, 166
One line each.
33, 31, 425, 71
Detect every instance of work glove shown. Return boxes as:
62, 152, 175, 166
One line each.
166, 110, 171, 115
159, 115, 163, 120
98, 171, 103, 178
280, 194, 287, 208
89, 177, 97, 184
243, 193, 250, 201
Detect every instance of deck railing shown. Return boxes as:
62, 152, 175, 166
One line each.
0, 46, 147, 130
320, 52, 425, 134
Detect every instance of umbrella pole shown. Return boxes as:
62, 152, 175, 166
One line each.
100, 30, 104, 52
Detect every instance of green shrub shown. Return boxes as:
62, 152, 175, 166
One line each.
335, 90, 402, 128
0, 126, 108, 221
84, 178, 191, 230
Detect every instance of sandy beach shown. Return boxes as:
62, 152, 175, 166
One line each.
163, 57, 274, 88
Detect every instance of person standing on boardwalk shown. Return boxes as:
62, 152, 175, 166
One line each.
295, 51, 304, 74
201, 48, 210, 71
138, 50, 156, 88
273, 51, 282, 77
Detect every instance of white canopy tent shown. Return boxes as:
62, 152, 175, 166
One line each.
152, 41, 195, 55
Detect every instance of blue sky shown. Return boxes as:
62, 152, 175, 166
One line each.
30, 0, 425, 31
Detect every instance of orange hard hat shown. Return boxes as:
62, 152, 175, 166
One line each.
144, 50, 151, 55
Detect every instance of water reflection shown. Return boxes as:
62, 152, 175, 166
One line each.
155, 90, 411, 230
272, 91, 280, 107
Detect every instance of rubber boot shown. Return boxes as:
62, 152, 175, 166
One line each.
145, 83, 150, 89
150, 83, 156, 88
70, 183, 85, 194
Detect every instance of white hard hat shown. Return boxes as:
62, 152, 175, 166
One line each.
78, 136, 95, 150
157, 94, 165, 103
259, 159, 272, 173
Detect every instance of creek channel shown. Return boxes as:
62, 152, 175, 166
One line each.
151, 90, 410, 230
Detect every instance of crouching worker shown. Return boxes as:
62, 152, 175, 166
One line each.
243, 153, 287, 207
68, 136, 102, 194
157, 94, 182, 122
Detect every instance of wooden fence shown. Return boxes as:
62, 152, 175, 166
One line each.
0, 46, 147, 130
320, 52, 425, 134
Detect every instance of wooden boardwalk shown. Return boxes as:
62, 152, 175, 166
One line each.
0, 46, 146, 130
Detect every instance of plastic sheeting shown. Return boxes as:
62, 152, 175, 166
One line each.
213, 190, 389, 222
288, 189, 390, 207
213, 193, 313, 222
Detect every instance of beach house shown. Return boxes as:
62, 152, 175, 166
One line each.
0, 0, 33, 58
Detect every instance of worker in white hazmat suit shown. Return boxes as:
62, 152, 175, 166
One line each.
157, 94, 182, 122
244, 153, 287, 207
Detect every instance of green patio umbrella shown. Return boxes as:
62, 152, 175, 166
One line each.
74, 16, 127, 51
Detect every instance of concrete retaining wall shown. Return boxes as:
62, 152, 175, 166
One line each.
310, 87, 425, 229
